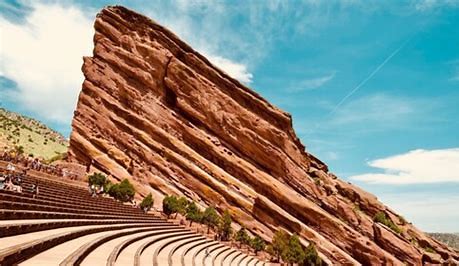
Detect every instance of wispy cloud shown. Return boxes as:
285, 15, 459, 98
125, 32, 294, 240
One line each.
204, 54, 253, 83
381, 192, 459, 232
414, 0, 459, 11
287, 72, 335, 92
0, 2, 94, 123
329, 39, 410, 116
329, 94, 419, 127
350, 148, 459, 184
0, 1, 255, 126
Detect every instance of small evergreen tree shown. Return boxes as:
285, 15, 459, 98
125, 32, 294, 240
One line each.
185, 201, 202, 226
250, 235, 266, 255
176, 197, 189, 218
140, 193, 154, 212
202, 206, 220, 234
284, 234, 305, 265
88, 172, 107, 187
235, 227, 250, 248
162, 195, 178, 218
303, 243, 322, 266
108, 179, 135, 202
271, 230, 289, 262
217, 210, 233, 241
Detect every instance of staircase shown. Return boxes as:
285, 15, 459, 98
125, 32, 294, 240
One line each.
0, 172, 266, 265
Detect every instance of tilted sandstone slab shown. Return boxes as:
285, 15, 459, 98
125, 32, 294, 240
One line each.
68, 6, 459, 265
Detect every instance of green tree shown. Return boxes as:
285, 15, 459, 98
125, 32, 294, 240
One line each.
185, 201, 202, 226
303, 243, 322, 266
88, 172, 107, 187
202, 206, 220, 234
284, 234, 305, 265
140, 193, 154, 212
270, 230, 289, 262
250, 235, 266, 255
108, 179, 135, 202
235, 227, 250, 248
176, 197, 189, 218
162, 195, 178, 218
217, 210, 233, 241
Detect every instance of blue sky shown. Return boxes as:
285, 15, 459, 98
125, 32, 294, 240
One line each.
1, 0, 459, 232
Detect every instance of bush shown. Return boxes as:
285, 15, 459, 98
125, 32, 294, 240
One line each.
185, 201, 202, 226
270, 230, 289, 262
284, 233, 305, 264
140, 193, 154, 212
374, 211, 402, 234
303, 243, 322, 266
250, 235, 266, 255
176, 197, 189, 216
88, 173, 107, 187
108, 179, 135, 202
217, 210, 233, 241
162, 195, 178, 218
235, 227, 250, 248
202, 206, 220, 234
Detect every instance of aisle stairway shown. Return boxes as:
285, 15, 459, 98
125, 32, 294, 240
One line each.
0, 173, 266, 265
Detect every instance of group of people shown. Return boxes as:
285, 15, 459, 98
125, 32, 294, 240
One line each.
0, 163, 39, 198
0, 150, 78, 180
88, 184, 105, 197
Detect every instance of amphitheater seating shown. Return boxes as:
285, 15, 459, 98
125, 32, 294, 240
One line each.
0, 171, 267, 265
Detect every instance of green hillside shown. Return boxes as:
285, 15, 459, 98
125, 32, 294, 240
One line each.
0, 108, 68, 160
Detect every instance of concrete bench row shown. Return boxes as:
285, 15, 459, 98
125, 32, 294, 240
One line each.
0, 173, 266, 265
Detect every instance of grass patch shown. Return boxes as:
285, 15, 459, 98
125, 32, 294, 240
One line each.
374, 211, 402, 234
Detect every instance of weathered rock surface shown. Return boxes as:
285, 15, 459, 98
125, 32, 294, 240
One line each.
68, 6, 459, 265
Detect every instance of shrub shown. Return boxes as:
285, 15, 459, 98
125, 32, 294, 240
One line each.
140, 193, 154, 212
88, 173, 107, 187
108, 179, 135, 202
270, 230, 289, 262
217, 210, 233, 241
162, 195, 178, 218
235, 227, 250, 248
424, 246, 436, 253
303, 243, 322, 266
284, 233, 305, 264
250, 235, 266, 255
185, 201, 202, 226
374, 211, 402, 234
202, 206, 220, 234
176, 197, 189, 217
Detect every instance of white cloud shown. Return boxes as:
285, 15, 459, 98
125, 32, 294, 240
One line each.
288, 72, 335, 92
205, 54, 253, 83
330, 94, 418, 126
0, 2, 94, 123
0, 1, 254, 126
350, 148, 459, 184
381, 193, 459, 232
414, 0, 459, 11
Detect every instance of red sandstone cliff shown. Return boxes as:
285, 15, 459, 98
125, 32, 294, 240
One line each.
68, 6, 459, 265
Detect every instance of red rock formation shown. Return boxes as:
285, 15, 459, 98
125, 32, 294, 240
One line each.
68, 6, 459, 265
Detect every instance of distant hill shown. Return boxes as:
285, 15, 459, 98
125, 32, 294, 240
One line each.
429, 233, 459, 250
0, 108, 68, 160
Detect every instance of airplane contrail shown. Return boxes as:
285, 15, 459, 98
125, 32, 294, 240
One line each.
328, 39, 411, 116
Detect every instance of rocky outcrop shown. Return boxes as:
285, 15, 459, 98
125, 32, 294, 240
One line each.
68, 6, 459, 265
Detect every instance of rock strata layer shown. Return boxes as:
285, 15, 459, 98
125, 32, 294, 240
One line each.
68, 6, 459, 265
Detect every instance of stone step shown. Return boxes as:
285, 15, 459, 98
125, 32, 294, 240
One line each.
111, 228, 189, 266
135, 231, 195, 266
0, 223, 153, 265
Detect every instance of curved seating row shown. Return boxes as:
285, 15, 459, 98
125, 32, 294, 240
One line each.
0, 173, 267, 265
